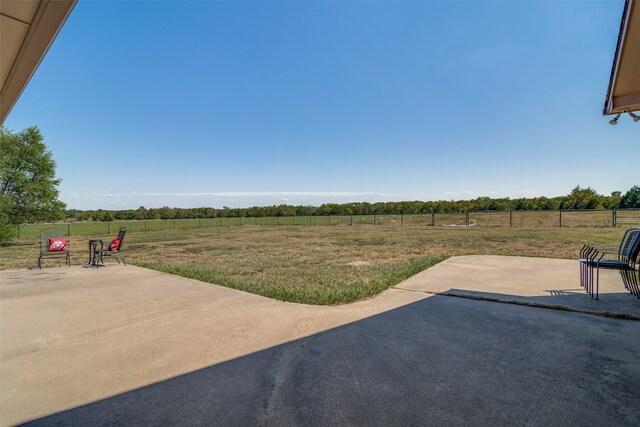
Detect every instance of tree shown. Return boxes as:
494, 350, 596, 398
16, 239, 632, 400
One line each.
0, 126, 66, 241
620, 185, 640, 208
0, 192, 15, 242
562, 186, 602, 210
603, 191, 622, 209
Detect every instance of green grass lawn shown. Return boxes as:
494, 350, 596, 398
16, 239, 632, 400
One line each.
0, 225, 624, 304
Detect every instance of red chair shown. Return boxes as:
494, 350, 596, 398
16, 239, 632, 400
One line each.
93, 227, 127, 267
38, 228, 71, 269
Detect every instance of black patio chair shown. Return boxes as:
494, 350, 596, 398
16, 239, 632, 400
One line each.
38, 228, 71, 269
579, 228, 640, 299
93, 227, 127, 267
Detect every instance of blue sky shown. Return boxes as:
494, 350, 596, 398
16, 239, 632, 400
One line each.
5, 0, 637, 210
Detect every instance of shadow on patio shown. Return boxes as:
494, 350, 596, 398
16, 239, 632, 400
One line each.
22, 293, 640, 426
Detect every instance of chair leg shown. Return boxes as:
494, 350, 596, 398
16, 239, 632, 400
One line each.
579, 245, 588, 289
622, 269, 632, 293
595, 265, 599, 300
624, 270, 635, 296
628, 269, 640, 298
589, 262, 596, 297
630, 270, 639, 298
584, 263, 589, 295
579, 249, 584, 288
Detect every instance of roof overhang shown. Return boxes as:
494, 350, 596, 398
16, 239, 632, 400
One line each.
0, 0, 77, 124
604, 0, 640, 115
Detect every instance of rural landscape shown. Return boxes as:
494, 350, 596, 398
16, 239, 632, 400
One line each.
0, 222, 633, 304
1, 124, 637, 304
1, 0, 639, 425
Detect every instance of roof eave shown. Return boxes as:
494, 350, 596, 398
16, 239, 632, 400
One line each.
0, 0, 77, 124
603, 0, 640, 115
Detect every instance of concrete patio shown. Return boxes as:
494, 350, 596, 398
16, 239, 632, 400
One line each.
399, 255, 640, 318
1, 256, 639, 426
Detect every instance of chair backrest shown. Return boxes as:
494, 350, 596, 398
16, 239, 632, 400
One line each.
115, 227, 126, 251
619, 228, 640, 260
39, 228, 67, 254
623, 229, 640, 264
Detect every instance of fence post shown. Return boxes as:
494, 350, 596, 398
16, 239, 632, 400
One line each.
329, 216, 331, 225
432, 213, 435, 226
509, 211, 513, 227
174, 219, 176, 230
277, 217, 280, 226
350, 215, 353, 226
401, 213, 404, 226
612, 209, 616, 227
466, 212, 469, 227
68, 223, 71, 236
255, 217, 257, 225
373, 215, 376, 226
16, 225, 20, 238
107, 222, 110, 234
559, 210, 562, 227
293, 216, 296, 226
199, 218, 201, 228
145, 221, 147, 232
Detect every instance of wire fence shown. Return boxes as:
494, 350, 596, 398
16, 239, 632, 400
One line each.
14, 209, 640, 238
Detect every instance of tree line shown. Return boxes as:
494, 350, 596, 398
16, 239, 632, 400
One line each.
2, 125, 639, 235
68, 186, 640, 222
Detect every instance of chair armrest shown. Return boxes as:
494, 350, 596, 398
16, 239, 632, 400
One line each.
580, 245, 617, 261
589, 245, 618, 253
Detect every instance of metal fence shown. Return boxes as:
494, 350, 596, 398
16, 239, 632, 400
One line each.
14, 209, 640, 238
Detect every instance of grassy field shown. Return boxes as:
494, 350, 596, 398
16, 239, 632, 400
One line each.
0, 225, 625, 304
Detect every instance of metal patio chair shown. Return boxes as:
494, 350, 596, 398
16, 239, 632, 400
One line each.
38, 228, 71, 269
92, 227, 127, 267
579, 228, 640, 299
